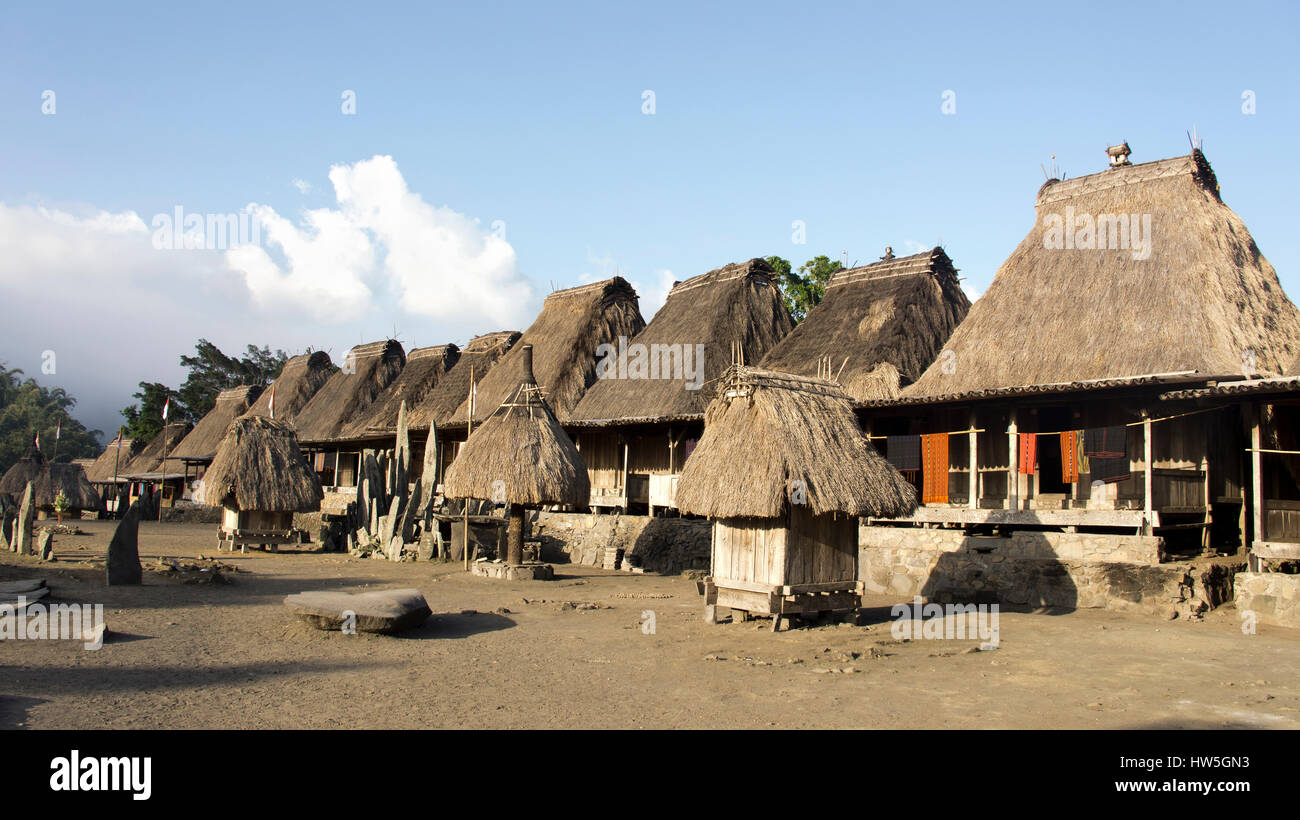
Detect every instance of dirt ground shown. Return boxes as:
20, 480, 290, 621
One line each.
2, 520, 1298, 730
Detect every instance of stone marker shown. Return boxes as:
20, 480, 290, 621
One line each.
0, 578, 47, 594
399, 476, 422, 544
36, 530, 53, 561
106, 502, 143, 585
283, 587, 431, 633
14, 482, 34, 555
0, 586, 50, 607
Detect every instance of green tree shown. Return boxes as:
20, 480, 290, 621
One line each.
121, 382, 186, 442
769, 254, 844, 323
177, 340, 288, 419
0, 366, 104, 476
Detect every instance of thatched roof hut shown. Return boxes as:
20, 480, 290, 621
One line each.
676, 366, 917, 519
452, 278, 644, 425
409, 331, 520, 429
339, 344, 460, 440
292, 341, 405, 445
200, 415, 323, 513
570, 259, 794, 424
0, 449, 103, 511
243, 351, 333, 422
444, 346, 590, 508
759, 247, 970, 402
171, 385, 263, 463
906, 150, 1300, 400
84, 433, 141, 484
122, 423, 192, 477
444, 345, 589, 568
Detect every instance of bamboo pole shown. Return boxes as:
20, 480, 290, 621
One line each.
463, 365, 474, 571
1142, 410, 1153, 535
1007, 410, 1018, 511
968, 408, 978, 511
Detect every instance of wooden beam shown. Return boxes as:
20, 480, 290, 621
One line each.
1251, 402, 1264, 547
1008, 410, 1018, 511
968, 408, 978, 511
1143, 410, 1153, 536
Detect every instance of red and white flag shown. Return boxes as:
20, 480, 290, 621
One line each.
55, 419, 62, 441
268, 385, 276, 419
34, 432, 40, 450
162, 397, 170, 421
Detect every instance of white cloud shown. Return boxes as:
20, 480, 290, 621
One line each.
632, 268, 677, 320
291, 178, 312, 194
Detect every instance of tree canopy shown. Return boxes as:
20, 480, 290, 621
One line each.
0, 365, 103, 477
767, 254, 845, 323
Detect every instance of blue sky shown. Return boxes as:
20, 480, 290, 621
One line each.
2, 0, 1298, 439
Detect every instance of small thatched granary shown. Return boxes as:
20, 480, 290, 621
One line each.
408, 331, 520, 486
568, 259, 794, 512
443, 345, 589, 577
676, 366, 916, 629
453, 278, 644, 425
293, 340, 405, 448
201, 415, 323, 552
171, 386, 264, 491
243, 351, 334, 422
759, 247, 970, 401
0, 448, 103, 518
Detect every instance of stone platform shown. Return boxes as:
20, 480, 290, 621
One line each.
471, 560, 555, 581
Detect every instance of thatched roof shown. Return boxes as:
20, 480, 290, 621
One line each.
0, 450, 103, 510
409, 331, 520, 430
759, 248, 970, 402
443, 345, 589, 507
200, 415, 323, 512
675, 366, 917, 520
243, 351, 333, 422
85, 434, 141, 484
292, 341, 405, 445
569, 259, 793, 424
907, 149, 1300, 400
338, 344, 460, 440
171, 385, 263, 463
122, 423, 192, 478
451, 278, 644, 425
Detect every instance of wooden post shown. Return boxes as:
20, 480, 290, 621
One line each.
1008, 410, 1018, 511
968, 408, 978, 511
463, 365, 475, 571
507, 502, 524, 565
1142, 410, 1153, 536
1251, 402, 1263, 551
622, 439, 630, 512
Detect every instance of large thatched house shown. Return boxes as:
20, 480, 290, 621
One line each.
84, 433, 140, 513
0, 448, 103, 518
243, 351, 334, 422
452, 278, 644, 427
759, 247, 970, 401
201, 415, 324, 552
444, 345, 588, 577
568, 259, 793, 512
118, 423, 192, 511
171, 385, 263, 496
859, 147, 1300, 579
293, 339, 404, 449
676, 366, 915, 629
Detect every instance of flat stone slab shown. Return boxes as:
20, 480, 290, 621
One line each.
284, 588, 431, 634
471, 561, 555, 581
0, 586, 50, 608
0, 579, 47, 594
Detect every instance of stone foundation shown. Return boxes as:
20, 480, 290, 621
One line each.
471, 560, 555, 581
860, 524, 1236, 617
532, 512, 710, 575
1235, 572, 1300, 628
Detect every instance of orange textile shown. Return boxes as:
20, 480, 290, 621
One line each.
1018, 433, 1037, 475
921, 433, 949, 504
1060, 430, 1080, 483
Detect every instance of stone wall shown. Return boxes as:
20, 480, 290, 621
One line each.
859, 524, 1233, 617
1235, 572, 1300, 628
532, 512, 711, 575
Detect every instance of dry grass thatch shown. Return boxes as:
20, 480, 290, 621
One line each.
1, 449, 105, 510
123, 423, 192, 477
570, 259, 794, 423
85, 434, 141, 483
443, 346, 590, 506
907, 150, 1300, 398
292, 341, 405, 444
339, 344, 461, 440
409, 332, 520, 430
759, 247, 969, 402
452, 278, 644, 425
243, 351, 333, 422
200, 415, 323, 512
171, 385, 263, 462
675, 366, 917, 519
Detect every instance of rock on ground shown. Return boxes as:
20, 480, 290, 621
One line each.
283, 588, 431, 634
